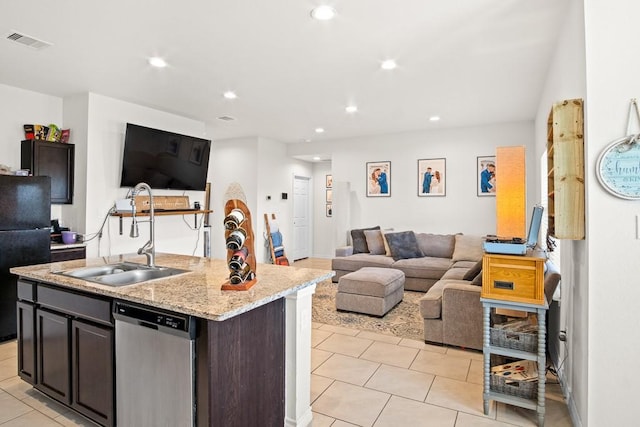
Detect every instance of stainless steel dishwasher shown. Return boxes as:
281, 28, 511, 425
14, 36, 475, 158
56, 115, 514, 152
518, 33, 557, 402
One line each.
113, 300, 196, 427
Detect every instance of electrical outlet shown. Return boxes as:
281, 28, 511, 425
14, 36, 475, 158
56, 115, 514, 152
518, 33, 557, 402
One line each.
559, 330, 567, 342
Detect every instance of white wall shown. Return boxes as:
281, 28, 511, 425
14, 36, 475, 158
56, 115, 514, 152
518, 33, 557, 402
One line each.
583, 0, 640, 425
534, 1, 587, 425
256, 137, 312, 263
62, 94, 89, 232
0, 83, 64, 220
312, 162, 333, 258
290, 121, 537, 252
78, 93, 208, 258
209, 136, 259, 260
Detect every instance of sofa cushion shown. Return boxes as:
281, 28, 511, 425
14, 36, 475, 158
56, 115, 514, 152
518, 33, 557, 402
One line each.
463, 260, 483, 281
450, 260, 476, 269
452, 234, 484, 262
392, 256, 452, 280
364, 229, 386, 255
415, 233, 456, 259
385, 231, 424, 261
441, 267, 469, 280
351, 226, 380, 254
331, 254, 396, 271
338, 267, 405, 297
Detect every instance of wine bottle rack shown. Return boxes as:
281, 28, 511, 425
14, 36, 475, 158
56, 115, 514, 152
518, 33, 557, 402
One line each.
222, 199, 257, 291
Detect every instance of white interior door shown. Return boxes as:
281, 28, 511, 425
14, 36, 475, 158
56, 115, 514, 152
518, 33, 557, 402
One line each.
292, 176, 311, 260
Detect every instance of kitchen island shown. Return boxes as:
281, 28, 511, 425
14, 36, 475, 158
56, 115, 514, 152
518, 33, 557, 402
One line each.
11, 252, 333, 427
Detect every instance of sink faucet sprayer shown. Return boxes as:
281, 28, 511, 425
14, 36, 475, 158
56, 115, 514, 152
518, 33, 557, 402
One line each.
129, 182, 155, 268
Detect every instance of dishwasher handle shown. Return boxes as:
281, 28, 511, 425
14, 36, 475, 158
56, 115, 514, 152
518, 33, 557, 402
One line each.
138, 321, 159, 330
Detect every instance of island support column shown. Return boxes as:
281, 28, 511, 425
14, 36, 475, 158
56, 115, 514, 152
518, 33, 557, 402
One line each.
285, 284, 316, 427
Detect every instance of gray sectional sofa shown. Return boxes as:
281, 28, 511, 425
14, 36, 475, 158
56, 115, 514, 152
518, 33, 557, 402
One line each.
331, 227, 561, 351
332, 229, 484, 292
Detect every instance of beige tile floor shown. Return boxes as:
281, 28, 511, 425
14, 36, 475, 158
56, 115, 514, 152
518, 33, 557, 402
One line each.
0, 258, 573, 426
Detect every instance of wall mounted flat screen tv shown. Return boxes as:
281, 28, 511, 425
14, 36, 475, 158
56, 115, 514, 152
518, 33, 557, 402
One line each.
120, 123, 211, 191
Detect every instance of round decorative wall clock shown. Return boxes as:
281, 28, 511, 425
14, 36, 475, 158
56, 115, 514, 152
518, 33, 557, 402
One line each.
596, 134, 640, 200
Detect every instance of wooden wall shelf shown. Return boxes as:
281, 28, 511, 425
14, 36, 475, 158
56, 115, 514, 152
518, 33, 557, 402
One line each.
111, 209, 212, 218
112, 210, 212, 235
547, 99, 585, 240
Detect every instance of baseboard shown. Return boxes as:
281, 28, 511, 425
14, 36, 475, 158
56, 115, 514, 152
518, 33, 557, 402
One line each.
557, 365, 583, 427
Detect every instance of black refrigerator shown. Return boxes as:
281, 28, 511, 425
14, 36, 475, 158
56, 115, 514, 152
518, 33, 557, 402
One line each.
0, 175, 51, 341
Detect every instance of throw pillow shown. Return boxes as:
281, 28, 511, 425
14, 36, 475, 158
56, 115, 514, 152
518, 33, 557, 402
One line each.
381, 228, 394, 256
451, 234, 484, 262
463, 259, 483, 281
415, 233, 457, 258
364, 229, 386, 255
384, 231, 424, 261
350, 226, 380, 254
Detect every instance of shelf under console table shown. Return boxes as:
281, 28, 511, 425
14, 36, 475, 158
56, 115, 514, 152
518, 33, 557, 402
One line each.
111, 209, 212, 234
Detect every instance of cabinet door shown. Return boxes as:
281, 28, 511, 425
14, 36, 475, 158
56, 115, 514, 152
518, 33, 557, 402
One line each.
36, 308, 70, 403
16, 301, 36, 384
22, 140, 75, 204
71, 319, 114, 427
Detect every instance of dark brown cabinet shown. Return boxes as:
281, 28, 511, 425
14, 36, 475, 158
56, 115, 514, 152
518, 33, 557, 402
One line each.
16, 280, 114, 427
16, 300, 36, 384
71, 319, 114, 426
36, 308, 71, 403
21, 139, 74, 204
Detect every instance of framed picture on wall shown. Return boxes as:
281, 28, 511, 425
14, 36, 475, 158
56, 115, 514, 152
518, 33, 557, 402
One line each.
477, 155, 496, 196
417, 158, 446, 196
326, 174, 333, 188
366, 161, 391, 197
326, 204, 332, 217
326, 189, 333, 203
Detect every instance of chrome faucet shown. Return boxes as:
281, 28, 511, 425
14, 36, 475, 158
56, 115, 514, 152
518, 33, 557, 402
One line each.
129, 182, 155, 268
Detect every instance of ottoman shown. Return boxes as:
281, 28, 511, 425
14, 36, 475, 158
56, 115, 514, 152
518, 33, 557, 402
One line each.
336, 267, 405, 316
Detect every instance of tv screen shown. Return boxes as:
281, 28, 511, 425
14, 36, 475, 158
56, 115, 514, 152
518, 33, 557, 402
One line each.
120, 123, 211, 191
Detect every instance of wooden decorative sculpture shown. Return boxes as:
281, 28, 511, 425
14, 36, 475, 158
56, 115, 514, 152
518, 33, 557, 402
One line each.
222, 198, 257, 290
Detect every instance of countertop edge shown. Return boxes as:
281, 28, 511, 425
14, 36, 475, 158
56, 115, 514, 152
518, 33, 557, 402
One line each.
11, 254, 335, 321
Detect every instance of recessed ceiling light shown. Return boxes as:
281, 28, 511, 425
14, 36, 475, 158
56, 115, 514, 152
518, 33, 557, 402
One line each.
223, 91, 237, 100
381, 59, 397, 70
313, 156, 321, 161
311, 5, 336, 21
315, 128, 325, 134
148, 56, 168, 68
345, 105, 358, 114
429, 115, 441, 122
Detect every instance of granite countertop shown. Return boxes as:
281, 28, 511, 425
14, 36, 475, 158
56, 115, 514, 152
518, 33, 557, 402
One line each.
10, 253, 334, 321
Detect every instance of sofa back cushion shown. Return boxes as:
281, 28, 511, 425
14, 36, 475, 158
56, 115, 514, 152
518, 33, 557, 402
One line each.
364, 229, 386, 255
415, 233, 456, 259
385, 231, 424, 261
350, 226, 380, 253
452, 234, 484, 262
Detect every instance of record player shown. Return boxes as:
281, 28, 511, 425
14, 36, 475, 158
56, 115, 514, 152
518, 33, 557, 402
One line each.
483, 205, 544, 255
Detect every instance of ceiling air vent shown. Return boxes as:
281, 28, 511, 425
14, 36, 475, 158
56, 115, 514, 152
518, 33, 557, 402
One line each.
217, 116, 235, 121
6, 31, 52, 50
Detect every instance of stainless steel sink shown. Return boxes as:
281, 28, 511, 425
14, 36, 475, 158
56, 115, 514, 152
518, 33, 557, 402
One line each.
58, 262, 189, 286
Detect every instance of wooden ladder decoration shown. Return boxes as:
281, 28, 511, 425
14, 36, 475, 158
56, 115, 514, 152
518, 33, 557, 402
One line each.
264, 213, 289, 266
